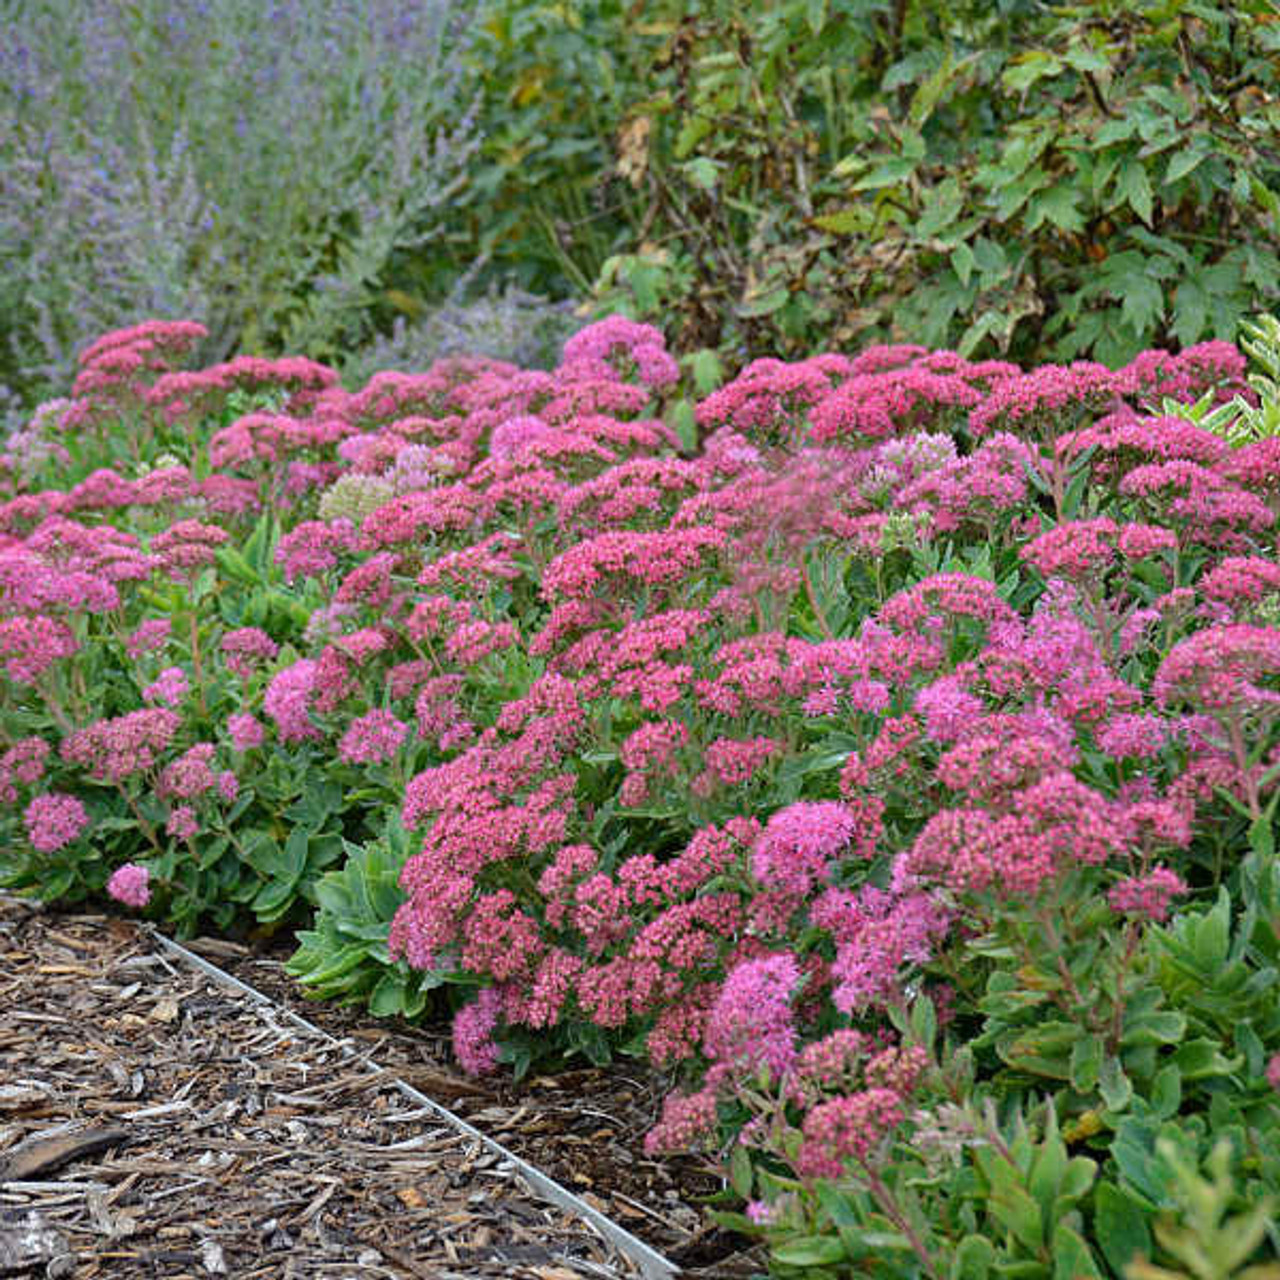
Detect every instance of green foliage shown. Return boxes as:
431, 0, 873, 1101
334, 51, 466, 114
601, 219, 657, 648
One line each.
286, 816, 445, 1018
1123, 1138, 1280, 1280
7, 0, 1278, 411
426, 1, 667, 299
591, 0, 1280, 366
1164, 315, 1280, 446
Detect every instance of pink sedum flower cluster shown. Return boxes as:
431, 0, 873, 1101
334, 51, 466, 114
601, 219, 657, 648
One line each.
106, 863, 151, 908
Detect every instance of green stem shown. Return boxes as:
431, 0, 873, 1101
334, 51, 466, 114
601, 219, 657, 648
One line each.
1225, 707, 1262, 821
189, 611, 208, 719
863, 1164, 940, 1280
116, 783, 165, 855
799, 556, 835, 641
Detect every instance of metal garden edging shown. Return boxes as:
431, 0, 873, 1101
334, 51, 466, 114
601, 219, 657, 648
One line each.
143, 925, 679, 1280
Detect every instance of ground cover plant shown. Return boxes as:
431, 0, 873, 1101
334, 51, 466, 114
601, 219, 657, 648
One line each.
2, 312, 1280, 1276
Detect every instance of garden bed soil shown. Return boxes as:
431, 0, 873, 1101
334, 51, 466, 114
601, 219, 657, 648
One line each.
0, 896, 762, 1279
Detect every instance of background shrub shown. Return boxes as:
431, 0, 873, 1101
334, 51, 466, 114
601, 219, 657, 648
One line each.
338, 282, 585, 389
595, 0, 1280, 366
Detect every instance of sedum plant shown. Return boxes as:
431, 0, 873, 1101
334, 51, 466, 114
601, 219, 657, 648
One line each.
0, 310, 1278, 1272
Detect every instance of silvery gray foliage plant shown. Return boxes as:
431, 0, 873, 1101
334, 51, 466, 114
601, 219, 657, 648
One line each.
0, 0, 479, 403
341, 281, 585, 387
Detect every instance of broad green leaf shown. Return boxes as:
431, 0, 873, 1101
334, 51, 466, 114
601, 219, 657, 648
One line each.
1053, 1222, 1103, 1279
1095, 1181, 1152, 1277
1070, 1033, 1104, 1093
1149, 1065, 1181, 1119
736, 284, 790, 318
852, 157, 919, 191
682, 157, 718, 191
1173, 278, 1209, 347
813, 207, 863, 235
1026, 184, 1085, 233
1248, 813, 1275, 858
690, 347, 724, 395
1029, 1109, 1068, 1221
990, 1179, 1044, 1252
910, 52, 970, 127
728, 1142, 753, 1199
1165, 145, 1208, 184
772, 1236, 848, 1267
917, 178, 964, 239
1100, 1056, 1133, 1112
674, 115, 712, 159
1002, 51, 1063, 93
952, 1234, 996, 1280
1117, 160, 1154, 225
368, 972, 410, 1017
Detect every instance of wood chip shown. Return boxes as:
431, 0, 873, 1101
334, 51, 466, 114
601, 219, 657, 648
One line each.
0, 897, 705, 1278
0, 1209, 68, 1275
0, 1128, 130, 1182
0, 1087, 51, 1115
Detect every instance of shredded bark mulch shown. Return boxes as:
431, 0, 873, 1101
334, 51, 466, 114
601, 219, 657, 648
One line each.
0, 897, 763, 1279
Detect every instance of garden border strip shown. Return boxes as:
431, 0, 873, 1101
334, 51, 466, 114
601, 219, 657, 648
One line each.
141, 923, 680, 1280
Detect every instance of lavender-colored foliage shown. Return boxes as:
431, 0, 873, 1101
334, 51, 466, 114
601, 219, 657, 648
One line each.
0, 0, 479, 402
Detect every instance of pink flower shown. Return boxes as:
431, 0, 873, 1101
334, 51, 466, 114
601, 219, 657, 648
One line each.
106, 863, 151, 909
227, 713, 265, 752
166, 806, 198, 841
61, 709, 180, 782
0, 615, 78, 684
125, 619, 171, 658
143, 666, 188, 707
263, 659, 321, 743
703, 953, 800, 1081
815, 887, 951, 1013
1267, 1054, 1280, 1092
23, 793, 90, 852
156, 743, 216, 800
795, 1089, 907, 1178
337, 710, 409, 765
643, 1086, 719, 1155
220, 627, 279, 679
752, 802, 862, 895
1154, 625, 1280, 714
1107, 868, 1189, 922
0, 738, 50, 804
1098, 714, 1168, 760
453, 987, 504, 1075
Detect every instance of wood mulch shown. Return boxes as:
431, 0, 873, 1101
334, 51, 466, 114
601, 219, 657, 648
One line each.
0, 896, 762, 1279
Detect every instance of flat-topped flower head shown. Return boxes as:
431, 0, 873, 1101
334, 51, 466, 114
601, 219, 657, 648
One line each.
752, 801, 862, 896
106, 863, 151, 909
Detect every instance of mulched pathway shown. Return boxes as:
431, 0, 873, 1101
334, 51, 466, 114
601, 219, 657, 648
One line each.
0, 897, 761, 1279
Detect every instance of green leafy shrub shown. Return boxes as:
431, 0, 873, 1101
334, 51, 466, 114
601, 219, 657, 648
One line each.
429, 0, 663, 300
594, 0, 1280, 366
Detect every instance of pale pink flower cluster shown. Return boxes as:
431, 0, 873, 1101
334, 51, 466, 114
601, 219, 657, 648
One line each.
106, 863, 151, 908
1107, 868, 1189, 922
338, 709, 409, 765
23, 793, 90, 852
